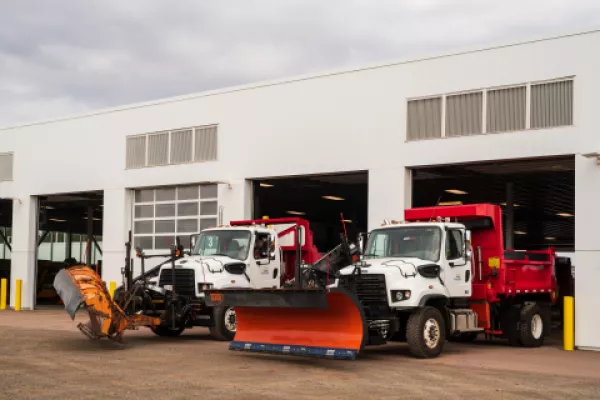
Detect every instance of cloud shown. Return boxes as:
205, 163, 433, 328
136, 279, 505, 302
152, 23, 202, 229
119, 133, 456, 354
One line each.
0, 0, 599, 127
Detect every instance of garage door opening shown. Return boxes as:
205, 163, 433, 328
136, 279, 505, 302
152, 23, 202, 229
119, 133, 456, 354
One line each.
411, 156, 575, 336
411, 156, 574, 250
36, 191, 103, 306
252, 171, 368, 252
0, 199, 12, 304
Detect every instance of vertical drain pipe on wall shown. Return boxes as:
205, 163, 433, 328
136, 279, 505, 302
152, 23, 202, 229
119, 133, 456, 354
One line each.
86, 206, 94, 266
505, 182, 515, 250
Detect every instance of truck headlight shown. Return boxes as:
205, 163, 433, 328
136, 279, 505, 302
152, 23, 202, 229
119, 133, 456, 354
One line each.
391, 290, 411, 301
198, 283, 213, 292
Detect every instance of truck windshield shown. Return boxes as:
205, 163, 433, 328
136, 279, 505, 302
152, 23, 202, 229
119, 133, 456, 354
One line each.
192, 230, 252, 261
364, 226, 442, 262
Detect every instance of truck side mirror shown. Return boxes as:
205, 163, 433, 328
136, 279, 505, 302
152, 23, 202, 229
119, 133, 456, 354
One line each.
190, 235, 197, 253
464, 231, 472, 262
357, 232, 369, 255
269, 235, 276, 260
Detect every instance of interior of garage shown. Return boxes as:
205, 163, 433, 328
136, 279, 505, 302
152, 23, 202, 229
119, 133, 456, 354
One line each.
0, 199, 12, 303
411, 156, 574, 251
36, 191, 103, 306
252, 171, 368, 252
411, 155, 575, 333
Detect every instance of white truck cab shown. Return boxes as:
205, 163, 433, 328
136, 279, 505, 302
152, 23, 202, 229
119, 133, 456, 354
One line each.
152, 225, 283, 340
330, 219, 478, 358
334, 221, 472, 307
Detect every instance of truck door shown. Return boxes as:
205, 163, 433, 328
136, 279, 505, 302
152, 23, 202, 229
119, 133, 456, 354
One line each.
249, 232, 279, 288
444, 228, 472, 298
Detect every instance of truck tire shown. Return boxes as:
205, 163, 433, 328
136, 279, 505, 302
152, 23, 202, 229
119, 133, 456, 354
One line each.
150, 325, 185, 337
519, 303, 545, 347
503, 304, 522, 346
209, 306, 236, 341
406, 306, 446, 358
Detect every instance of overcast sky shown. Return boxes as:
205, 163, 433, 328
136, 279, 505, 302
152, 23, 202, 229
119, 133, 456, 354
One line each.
1, 0, 599, 127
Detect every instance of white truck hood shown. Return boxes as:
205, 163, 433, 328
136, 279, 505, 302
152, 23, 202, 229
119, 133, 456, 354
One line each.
167, 255, 252, 288
338, 257, 436, 278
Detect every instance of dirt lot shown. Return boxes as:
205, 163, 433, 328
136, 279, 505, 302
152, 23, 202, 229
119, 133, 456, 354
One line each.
1, 310, 599, 400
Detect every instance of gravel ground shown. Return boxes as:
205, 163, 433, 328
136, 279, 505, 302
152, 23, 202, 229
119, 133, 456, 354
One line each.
1, 310, 599, 400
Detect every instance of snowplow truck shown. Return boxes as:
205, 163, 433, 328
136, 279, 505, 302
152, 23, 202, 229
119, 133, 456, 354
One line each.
54, 217, 357, 342
204, 203, 558, 359
139, 217, 356, 340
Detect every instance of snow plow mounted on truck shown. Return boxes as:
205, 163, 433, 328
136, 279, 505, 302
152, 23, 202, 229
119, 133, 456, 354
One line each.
53, 218, 358, 342
205, 203, 558, 359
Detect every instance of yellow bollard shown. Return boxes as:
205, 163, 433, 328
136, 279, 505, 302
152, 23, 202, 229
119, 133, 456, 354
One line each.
109, 281, 116, 299
15, 279, 22, 311
563, 296, 574, 351
0, 278, 7, 310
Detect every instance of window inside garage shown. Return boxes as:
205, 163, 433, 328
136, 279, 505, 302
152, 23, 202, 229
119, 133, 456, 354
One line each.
133, 184, 218, 250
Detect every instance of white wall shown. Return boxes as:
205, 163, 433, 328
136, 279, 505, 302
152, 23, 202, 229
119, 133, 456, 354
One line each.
0, 31, 599, 348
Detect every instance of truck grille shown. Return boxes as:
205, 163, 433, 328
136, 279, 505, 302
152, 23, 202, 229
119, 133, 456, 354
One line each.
339, 274, 387, 304
158, 268, 196, 297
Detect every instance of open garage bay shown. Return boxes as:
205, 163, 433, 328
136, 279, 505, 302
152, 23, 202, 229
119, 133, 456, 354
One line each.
252, 171, 368, 251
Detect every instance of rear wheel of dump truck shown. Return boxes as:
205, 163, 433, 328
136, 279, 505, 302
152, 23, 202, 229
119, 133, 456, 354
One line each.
209, 306, 236, 341
519, 303, 546, 347
406, 306, 446, 358
150, 325, 185, 337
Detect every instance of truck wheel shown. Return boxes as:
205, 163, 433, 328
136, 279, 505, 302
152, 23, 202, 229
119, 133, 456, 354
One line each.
519, 303, 545, 347
209, 306, 236, 341
406, 306, 446, 358
150, 325, 185, 337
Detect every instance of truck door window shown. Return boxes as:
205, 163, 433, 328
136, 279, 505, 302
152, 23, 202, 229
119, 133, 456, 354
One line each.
446, 229, 465, 260
254, 233, 270, 259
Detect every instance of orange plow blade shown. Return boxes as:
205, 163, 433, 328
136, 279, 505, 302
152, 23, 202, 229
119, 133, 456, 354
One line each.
207, 288, 367, 359
53, 265, 160, 342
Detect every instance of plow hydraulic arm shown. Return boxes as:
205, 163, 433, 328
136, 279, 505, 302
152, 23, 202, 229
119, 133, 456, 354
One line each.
53, 265, 161, 342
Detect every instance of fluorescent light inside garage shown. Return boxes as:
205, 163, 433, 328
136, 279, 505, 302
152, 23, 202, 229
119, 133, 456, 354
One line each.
556, 212, 574, 217
444, 189, 468, 195
286, 211, 306, 216
514, 231, 527, 235
260, 183, 274, 187
322, 195, 344, 201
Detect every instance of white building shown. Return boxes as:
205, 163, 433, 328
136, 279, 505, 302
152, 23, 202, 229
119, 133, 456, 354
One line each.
0, 29, 598, 350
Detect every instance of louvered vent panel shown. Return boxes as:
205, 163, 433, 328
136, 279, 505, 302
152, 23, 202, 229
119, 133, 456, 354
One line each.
194, 125, 218, 161
531, 80, 573, 129
406, 97, 442, 140
125, 136, 146, 169
487, 86, 526, 133
446, 92, 483, 137
147, 133, 169, 166
170, 129, 193, 164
